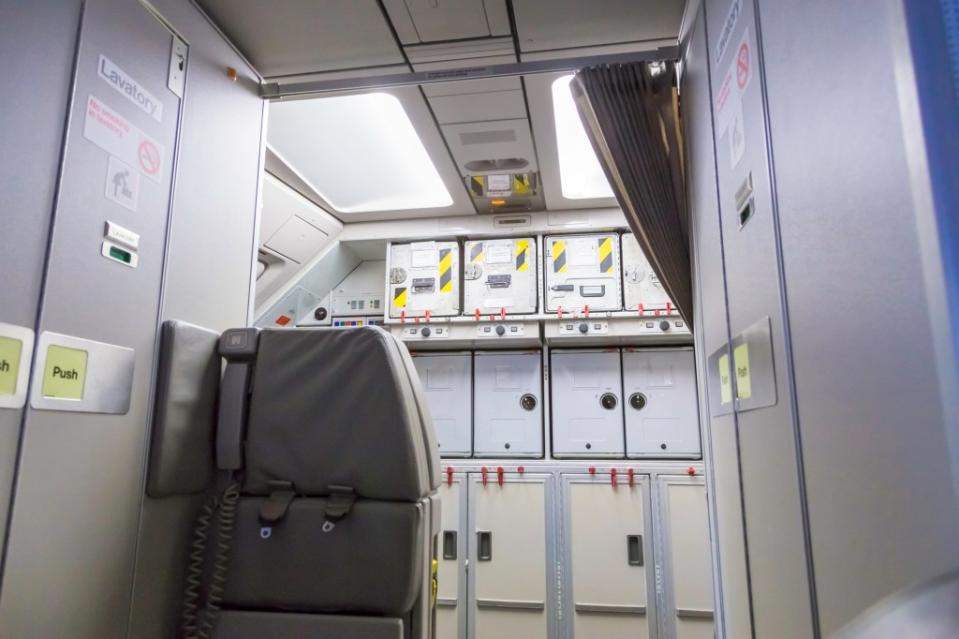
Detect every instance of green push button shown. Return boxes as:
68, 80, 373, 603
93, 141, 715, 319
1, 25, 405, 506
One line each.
0, 336, 23, 396
42, 345, 88, 400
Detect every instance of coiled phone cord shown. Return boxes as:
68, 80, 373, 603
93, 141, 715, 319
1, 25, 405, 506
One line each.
180, 481, 240, 639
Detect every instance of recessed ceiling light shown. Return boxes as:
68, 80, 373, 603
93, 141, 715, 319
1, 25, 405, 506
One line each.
551, 74, 614, 200
268, 93, 453, 213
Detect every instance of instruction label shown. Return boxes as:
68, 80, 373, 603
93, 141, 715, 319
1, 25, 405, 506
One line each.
98, 55, 163, 122
734, 343, 752, 400
0, 336, 23, 396
104, 155, 140, 211
715, 0, 742, 63
83, 94, 165, 183
42, 345, 88, 400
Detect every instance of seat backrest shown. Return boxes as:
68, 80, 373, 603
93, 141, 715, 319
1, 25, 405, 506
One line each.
242, 326, 439, 500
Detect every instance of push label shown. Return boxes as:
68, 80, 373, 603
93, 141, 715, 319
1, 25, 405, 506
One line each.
42, 345, 88, 400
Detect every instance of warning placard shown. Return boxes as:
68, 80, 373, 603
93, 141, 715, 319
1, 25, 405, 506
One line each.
83, 94, 165, 183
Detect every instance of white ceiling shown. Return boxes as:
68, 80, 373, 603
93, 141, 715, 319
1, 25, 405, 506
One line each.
199, 0, 686, 222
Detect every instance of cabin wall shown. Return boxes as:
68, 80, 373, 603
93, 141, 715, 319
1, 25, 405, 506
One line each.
689, 0, 959, 635
0, 1, 264, 638
682, 7, 752, 638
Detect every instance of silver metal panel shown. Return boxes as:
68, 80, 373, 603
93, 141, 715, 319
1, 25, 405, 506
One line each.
463, 238, 538, 316
413, 352, 473, 457
703, 0, 816, 635
544, 234, 623, 313
756, 0, 959, 632
390, 241, 462, 318
29, 332, 135, 414
0, 1, 183, 636
622, 233, 675, 313
473, 351, 543, 457
550, 350, 624, 457
623, 348, 701, 458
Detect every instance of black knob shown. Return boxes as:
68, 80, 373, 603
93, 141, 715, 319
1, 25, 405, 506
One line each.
504, 443, 511, 450
314, 307, 328, 321
660, 443, 667, 450
629, 393, 647, 410
578, 322, 589, 334
659, 320, 670, 332
520, 394, 537, 411
600, 393, 618, 410
585, 443, 592, 450
496, 325, 506, 336
421, 327, 431, 337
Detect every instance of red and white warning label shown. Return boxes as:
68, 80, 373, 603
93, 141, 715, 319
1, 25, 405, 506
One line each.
83, 94, 165, 183
736, 37, 752, 91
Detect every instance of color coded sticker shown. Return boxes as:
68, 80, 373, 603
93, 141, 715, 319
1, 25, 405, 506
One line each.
718, 353, 732, 405
0, 336, 23, 396
42, 345, 88, 400
734, 342, 752, 400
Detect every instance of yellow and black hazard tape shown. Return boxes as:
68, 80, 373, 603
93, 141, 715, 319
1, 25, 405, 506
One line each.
598, 236, 614, 273
470, 242, 484, 263
470, 176, 484, 197
392, 286, 408, 308
439, 248, 453, 293
515, 239, 529, 272
552, 239, 567, 273
512, 174, 530, 194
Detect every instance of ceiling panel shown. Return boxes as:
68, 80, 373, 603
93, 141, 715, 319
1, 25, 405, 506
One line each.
196, 0, 405, 78
442, 119, 538, 174
383, 0, 511, 44
512, 0, 684, 52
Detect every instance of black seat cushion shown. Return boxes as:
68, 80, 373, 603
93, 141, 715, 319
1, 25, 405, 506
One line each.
244, 327, 432, 501
223, 497, 424, 616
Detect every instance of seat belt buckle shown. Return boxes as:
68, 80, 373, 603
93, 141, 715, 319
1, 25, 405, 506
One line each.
258, 480, 295, 531
322, 485, 356, 533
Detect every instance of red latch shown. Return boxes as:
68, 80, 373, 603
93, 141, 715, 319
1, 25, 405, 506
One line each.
275, 314, 291, 326
415, 315, 420, 323
666, 301, 673, 314
687, 466, 696, 476
481, 467, 488, 486
610, 468, 618, 487
628, 468, 636, 487
654, 309, 661, 316
638, 303, 644, 316
497, 466, 505, 486
400, 310, 406, 323
475, 308, 481, 320
446, 466, 454, 486
517, 466, 525, 475
584, 304, 590, 318
425, 309, 431, 323
500, 307, 506, 321
558, 306, 564, 319
588, 466, 596, 476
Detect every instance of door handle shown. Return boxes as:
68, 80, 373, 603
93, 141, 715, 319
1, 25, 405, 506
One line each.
477, 530, 493, 561
442, 531, 457, 560
627, 534, 644, 566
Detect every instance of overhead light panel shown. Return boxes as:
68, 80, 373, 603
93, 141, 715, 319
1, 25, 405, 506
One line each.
551, 74, 614, 200
268, 93, 453, 213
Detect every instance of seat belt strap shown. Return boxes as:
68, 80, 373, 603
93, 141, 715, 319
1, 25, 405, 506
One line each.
258, 480, 295, 524
322, 485, 356, 531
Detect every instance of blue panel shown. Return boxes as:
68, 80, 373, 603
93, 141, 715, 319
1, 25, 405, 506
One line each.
945, 0, 959, 104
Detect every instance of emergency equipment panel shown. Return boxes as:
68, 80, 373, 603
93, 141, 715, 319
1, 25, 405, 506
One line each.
390, 241, 461, 318
463, 237, 537, 315
544, 233, 622, 313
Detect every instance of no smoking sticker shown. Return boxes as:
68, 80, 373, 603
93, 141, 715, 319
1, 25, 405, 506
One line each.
138, 140, 160, 177
736, 36, 752, 91
83, 94, 165, 183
